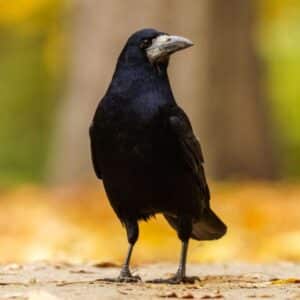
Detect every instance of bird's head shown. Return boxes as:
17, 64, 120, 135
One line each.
118, 28, 193, 68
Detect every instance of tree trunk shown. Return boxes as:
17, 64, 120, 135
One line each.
48, 0, 277, 184
190, 0, 277, 179
47, 0, 173, 184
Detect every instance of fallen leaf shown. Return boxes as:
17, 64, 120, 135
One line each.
92, 262, 119, 268
52, 262, 73, 269
70, 269, 94, 274
158, 291, 178, 298
182, 293, 194, 299
201, 294, 224, 299
28, 278, 37, 284
271, 278, 300, 285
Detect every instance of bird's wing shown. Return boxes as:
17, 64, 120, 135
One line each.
165, 107, 227, 241
89, 124, 102, 179
168, 107, 210, 203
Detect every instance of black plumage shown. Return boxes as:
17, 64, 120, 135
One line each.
90, 28, 226, 283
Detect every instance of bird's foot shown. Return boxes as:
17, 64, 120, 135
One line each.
147, 275, 200, 284
102, 268, 141, 283
118, 274, 141, 283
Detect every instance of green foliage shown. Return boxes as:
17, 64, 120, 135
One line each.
1, 1, 300, 183
0, 1, 66, 184
259, 3, 300, 176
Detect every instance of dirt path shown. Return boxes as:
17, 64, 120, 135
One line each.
0, 262, 299, 299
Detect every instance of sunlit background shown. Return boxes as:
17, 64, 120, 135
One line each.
0, 0, 300, 264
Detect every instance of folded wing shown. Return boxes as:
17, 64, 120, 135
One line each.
165, 107, 226, 240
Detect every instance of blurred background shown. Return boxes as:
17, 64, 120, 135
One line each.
0, 0, 299, 264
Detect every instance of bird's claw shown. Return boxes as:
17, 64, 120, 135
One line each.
101, 268, 141, 283
119, 267, 141, 282
101, 275, 141, 283
147, 275, 200, 284
118, 274, 141, 282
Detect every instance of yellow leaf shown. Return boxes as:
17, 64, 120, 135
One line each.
271, 278, 300, 285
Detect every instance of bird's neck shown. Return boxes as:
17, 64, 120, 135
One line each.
108, 62, 176, 106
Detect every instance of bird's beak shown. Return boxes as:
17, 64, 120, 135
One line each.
146, 34, 193, 63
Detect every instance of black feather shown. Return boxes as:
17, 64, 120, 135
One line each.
90, 28, 226, 241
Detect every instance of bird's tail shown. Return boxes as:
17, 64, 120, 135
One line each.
191, 208, 227, 240
164, 208, 227, 241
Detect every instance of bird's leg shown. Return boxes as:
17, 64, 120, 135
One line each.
175, 240, 188, 280
118, 219, 140, 282
171, 240, 199, 283
148, 215, 199, 284
119, 242, 135, 278
147, 240, 197, 284
103, 219, 140, 282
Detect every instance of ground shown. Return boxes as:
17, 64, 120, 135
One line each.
0, 184, 300, 298
0, 262, 299, 299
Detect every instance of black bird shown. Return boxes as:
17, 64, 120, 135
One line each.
90, 28, 226, 283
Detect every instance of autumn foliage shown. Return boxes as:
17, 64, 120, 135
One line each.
0, 182, 299, 264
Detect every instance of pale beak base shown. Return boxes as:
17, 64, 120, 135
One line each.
146, 34, 193, 63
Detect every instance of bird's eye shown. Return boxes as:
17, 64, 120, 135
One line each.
140, 39, 151, 49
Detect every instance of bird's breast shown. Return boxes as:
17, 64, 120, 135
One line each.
98, 106, 172, 165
